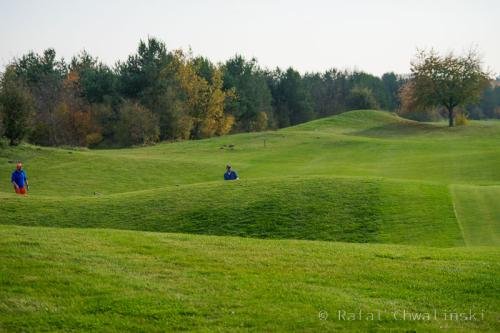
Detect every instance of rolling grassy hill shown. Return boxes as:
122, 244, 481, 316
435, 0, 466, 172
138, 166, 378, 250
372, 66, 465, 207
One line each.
1, 225, 499, 332
1, 110, 499, 331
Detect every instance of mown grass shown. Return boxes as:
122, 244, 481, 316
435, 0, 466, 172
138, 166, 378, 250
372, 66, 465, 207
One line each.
1, 111, 498, 246
1, 110, 499, 331
1, 111, 499, 197
0, 176, 463, 246
1, 225, 499, 332
451, 185, 500, 246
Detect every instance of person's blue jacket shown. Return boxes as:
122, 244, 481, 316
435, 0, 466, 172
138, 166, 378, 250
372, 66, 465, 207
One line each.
11, 170, 28, 188
224, 170, 238, 180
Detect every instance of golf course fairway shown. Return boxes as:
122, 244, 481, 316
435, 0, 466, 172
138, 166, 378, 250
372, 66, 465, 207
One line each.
1, 110, 499, 331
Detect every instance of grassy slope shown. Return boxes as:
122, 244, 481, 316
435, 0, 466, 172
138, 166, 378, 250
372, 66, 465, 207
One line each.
0, 177, 463, 246
1, 111, 499, 246
451, 185, 500, 246
1, 111, 499, 196
1, 110, 500, 331
1, 225, 499, 332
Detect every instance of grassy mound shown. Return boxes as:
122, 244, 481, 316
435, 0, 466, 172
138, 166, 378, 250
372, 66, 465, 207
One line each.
1, 110, 499, 246
1, 225, 498, 332
0, 176, 462, 246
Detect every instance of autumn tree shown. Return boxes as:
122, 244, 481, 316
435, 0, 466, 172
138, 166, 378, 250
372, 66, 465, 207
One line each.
56, 70, 103, 146
168, 50, 234, 139
410, 49, 490, 127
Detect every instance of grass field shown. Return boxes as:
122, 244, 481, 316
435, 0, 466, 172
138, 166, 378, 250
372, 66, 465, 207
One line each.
1, 110, 499, 331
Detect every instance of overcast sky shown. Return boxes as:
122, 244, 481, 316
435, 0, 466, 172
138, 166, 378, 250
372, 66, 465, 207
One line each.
1, 0, 499, 76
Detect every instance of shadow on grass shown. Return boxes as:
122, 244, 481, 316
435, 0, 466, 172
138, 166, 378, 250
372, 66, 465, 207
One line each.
351, 121, 446, 138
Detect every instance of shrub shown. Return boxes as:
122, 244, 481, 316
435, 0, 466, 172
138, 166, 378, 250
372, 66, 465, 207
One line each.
115, 102, 160, 146
347, 86, 379, 110
455, 111, 469, 126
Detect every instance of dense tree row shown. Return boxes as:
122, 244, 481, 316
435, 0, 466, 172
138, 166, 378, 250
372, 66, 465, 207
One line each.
1, 38, 499, 146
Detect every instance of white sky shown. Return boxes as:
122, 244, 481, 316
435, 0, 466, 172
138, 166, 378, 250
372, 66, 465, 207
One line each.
1, 0, 499, 76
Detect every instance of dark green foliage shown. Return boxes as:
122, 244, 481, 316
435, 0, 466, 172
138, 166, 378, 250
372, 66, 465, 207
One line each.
467, 85, 500, 119
268, 68, 314, 127
222, 56, 273, 131
13, 49, 66, 145
350, 72, 390, 109
347, 86, 379, 110
114, 102, 160, 146
0, 67, 33, 145
70, 51, 117, 104
303, 70, 348, 117
117, 37, 169, 101
381, 72, 402, 110
192, 56, 215, 84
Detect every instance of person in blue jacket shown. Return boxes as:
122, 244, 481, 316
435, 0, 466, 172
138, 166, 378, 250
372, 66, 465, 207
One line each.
224, 164, 239, 180
11, 162, 29, 195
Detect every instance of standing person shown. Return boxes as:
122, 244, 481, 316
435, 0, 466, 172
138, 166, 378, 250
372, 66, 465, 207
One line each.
12, 162, 28, 195
223, 164, 239, 181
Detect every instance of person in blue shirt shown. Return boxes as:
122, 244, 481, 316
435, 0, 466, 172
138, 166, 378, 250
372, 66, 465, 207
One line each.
11, 162, 28, 195
224, 164, 239, 180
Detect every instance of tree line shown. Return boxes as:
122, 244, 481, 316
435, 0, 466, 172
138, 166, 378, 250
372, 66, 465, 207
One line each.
1, 37, 499, 146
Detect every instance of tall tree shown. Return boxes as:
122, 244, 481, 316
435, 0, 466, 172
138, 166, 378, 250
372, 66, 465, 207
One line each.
14, 48, 67, 145
268, 68, 314, 127
70, 51, 117, 104
0, 67, 34, 145
410, 49, 490, 127
381, 72, 404, 110
117, 37, 170, 101
223, 56, 273, 131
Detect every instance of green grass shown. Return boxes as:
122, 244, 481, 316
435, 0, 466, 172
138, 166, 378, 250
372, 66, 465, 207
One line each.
0, 177, 463, 246
1, 225, 499, 332
451, 185, 500, 246
1, 110, 499, 331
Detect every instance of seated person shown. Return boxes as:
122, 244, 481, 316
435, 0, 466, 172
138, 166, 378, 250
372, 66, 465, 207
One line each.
224, 164, 239, 180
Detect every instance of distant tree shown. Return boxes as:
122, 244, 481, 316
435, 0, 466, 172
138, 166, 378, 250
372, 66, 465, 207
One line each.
192, 56, 216, 84
348, 72, 391, 110
54, 69, 103, 147
0, 67, 34, 145
222, 56, 273, 131
114, 102, 160, 146
346, 86, 379, 110
160, 50, 235, 139
303, 70, 347, 117
117, 37, 169, 101
381, 72, 404, 110
14, 48, 67, 145
397, 81, 441, 121
70, 51, 117, 104
3, 38, 499, 148
410, 49, 490, 127
472, 85, 500, 119
268, 68, 314, 127
0, 109, 4, 138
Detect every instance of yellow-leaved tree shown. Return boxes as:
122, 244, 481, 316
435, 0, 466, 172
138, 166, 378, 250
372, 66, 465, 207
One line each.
165, 50, 235, 139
